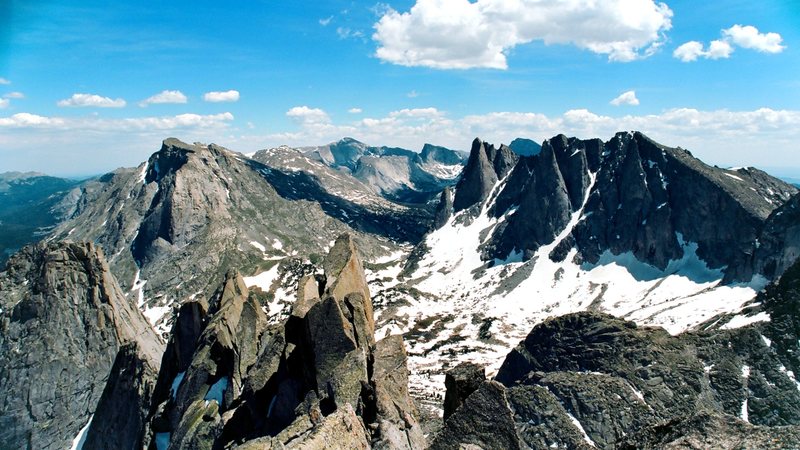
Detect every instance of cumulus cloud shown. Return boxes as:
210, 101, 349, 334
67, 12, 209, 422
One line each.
286, 106, 331, 125
0, 78, 9, 85
0, 111, 233, 130
0, 113, 67, 127
723, 25, 785, 53
3, 92, 24, 99
203, 90, 240, 103
57, 93, 126, 108
258, 105, 800, 170
675, 24, 783, 62
610, 90, 640, 106
348, 108, 363, 114
373, 0, 673, 69
0, 99, 9, 109
139, 90, 188, 107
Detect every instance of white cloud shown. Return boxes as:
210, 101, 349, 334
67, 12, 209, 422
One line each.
256, 105, 800, 170
673, 39, 734, 62
203, 90, 240, 103
286, 106, 331, 125
407, 90, 419, 98
675, 24, 783, 62
348, 107, 363, 114
139, 90, 188, 107
673, 41, 705, 62
0, 78, 9, 85
57, 93, 126, 108
0, 99, 9, 109
389, 107, 443, 119
3, 92, 24, 99
337, 27, 365, 40
610, 90, 640, 106
723, 25, 785, 53
372, 0, 673, 69
319, 16, 333, 26
0, 113, 66, 127
0, 111, 233, 130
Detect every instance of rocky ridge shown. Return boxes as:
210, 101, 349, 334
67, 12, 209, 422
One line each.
459, 131, 797, 282
50, 138, 419, 333
434, 267, 800, 449
0, 241, 163, 450
299, 137, 467, 203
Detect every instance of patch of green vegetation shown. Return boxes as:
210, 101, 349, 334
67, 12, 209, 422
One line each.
0, 174, 80, 265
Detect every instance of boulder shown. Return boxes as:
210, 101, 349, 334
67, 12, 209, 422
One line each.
442, 362, 485, 420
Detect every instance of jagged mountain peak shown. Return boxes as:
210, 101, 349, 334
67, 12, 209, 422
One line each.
452, 137, 519, 212
449, 130, 797, 281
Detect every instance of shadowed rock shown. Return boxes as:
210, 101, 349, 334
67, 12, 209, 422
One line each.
443, 362, 486, 421
84, 342, 159, 450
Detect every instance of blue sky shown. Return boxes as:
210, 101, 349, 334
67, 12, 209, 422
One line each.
0, 0, 798, 177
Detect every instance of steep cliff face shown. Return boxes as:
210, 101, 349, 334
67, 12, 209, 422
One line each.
0, 241, 162, 450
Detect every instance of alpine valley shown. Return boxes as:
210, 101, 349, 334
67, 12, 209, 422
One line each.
3, 132, 800, 450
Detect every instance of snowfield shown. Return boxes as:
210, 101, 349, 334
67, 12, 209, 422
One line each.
366, 175, 770, 414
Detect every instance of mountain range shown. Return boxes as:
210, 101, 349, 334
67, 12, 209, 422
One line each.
2, 132, 800, 449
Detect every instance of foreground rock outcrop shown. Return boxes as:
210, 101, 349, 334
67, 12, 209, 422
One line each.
0, 242, 163, 450
433, 262, 800, 449
142, 233, 425, 449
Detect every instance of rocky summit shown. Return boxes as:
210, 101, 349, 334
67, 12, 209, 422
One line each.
140, 233, 425, 449
3, 131, 800, 449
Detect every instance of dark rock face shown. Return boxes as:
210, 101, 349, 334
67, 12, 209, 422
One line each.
441, 311, 800, 449
508, 137, 542, 156
442, 362, 485, 420
753, 192, 800, 279
0, 242, 162, 450
470, 132, 795, 282
618, 411, 800, 450
452, 138, 519, 213
430, 381, 523, 450
144, 233, 425, 449
83, 342, 159, 450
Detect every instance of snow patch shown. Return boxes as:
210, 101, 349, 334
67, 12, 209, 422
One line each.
566, 411, 597, 448
741, 398, 749, 423
155, 432, 170, 450
204, 376, 229, 406
170, 371, 186, 400
243, 264, 281, 292
249, 241, 266, 252
69, 415, 93, 450
721, 311, 772, 330
724, 172, 744, 181
138, 162, 148, 183
761, 334, 772, 347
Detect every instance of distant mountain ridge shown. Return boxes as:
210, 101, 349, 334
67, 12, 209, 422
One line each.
300, 137, 467, 203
